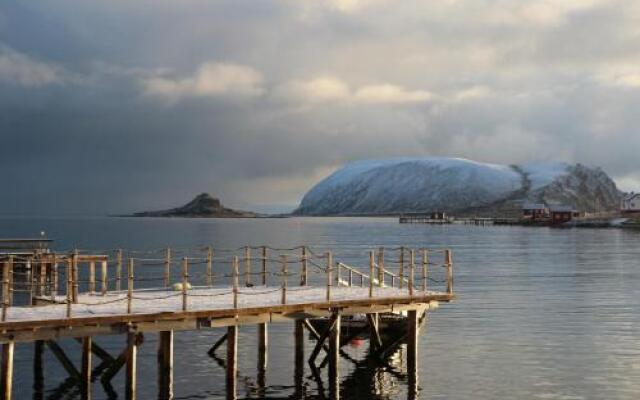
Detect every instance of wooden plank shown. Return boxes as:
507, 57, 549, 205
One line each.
207, 333, 228, 357
367, 313, 382, 350
126, 332, 138, 400
81, 337, 92, 400
328, 310, 341, 400
157, 331, 173, 400
226, 325, 238, 400
0, 342, 13, 400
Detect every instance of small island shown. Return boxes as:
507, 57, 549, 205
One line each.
132, 193, 257, 218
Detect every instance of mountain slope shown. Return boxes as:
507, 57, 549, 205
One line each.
294, 158, 621, 216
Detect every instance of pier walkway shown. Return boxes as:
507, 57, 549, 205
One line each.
0, 245, 454, 400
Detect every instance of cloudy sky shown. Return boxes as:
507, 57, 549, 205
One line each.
2, 0, 640, 215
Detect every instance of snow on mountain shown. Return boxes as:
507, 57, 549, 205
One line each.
295, 157, 620, 216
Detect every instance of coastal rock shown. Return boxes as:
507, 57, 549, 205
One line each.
294, 158, 622, 216
133, 193, 256, 218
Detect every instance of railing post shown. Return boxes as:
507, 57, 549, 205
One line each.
244, 246, 251, 286
336, 262, 341, 286
377, 247, 384, 287
348, 269, 353, 287
7, 257, 12, 307
127, 258, 134, 314
101, 260, 108, 295
326, 252, 332, 302
261, 246, 267, 286
182, 257, 188, 312
72, 250, 79, 303
66, 256, 72, 318
281, 255, 287, 305
233, 256, 239, 309
39, 258, 46, 297
445, 249, 453, 294
27, 260, 33, 306
52, 255, 58, 298
399, 246, 404, 290
206, 247, 213, 287
88, 261, 96, 294
164, 248, 171, 288
300, 247, 308, 286
369, 251, 374, 298
2, 260, 9, 322
116, 249, 122, 292
409, 249, 415, 297
421, 249, 428, 292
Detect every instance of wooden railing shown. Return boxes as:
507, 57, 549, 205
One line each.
0, 245, 454, 321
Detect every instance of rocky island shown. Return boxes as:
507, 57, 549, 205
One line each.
133, 193, 257, 218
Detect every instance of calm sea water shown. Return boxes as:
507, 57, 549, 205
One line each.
1, 216, 639, 399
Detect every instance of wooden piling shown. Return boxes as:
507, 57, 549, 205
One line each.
421, 249, 428, 292
445, 249, 453, 294
407, 310, 419, 400
328, 310, 341, 400
101, 261, 108, 296
257, 323, 267, 391
158, 331, 173, 400
126, 332, 137, 400
206, 247, 213, 287
181, 257, 188, 312
116, 249, 123, 291
164, 248, 171, 288
294, 320, 304, 397
281, 255, 287, 304
369, 251, 374, 298
127, 258, 134, 314
226, 325, 238, 400
326, 252, 332, 302
1, 342, 14, 400
81, 337, 92, 400
33, 341, 44, 400
244, 246, 251, 286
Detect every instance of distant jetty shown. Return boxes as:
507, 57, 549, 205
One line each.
131, 193, 257, 218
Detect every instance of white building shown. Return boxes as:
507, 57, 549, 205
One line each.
621, 193, 640, 213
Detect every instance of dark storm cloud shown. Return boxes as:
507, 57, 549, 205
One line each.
1, 0, 640, 215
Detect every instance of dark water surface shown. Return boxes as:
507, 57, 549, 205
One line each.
1, 216, 639, 399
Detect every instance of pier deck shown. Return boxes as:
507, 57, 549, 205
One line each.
0, 245, 455, 400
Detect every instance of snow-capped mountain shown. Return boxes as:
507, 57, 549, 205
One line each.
294, 157, 621, 216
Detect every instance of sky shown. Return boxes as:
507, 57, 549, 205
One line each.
1, 0, 640, 215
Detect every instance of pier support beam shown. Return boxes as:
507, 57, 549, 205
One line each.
407, 310, 419, 400
328, 311, 341, 400
0, 342, 14, 400
257, 323, 267, 395
81, 337, 92, 400
294, 320, 304, 397
226, 326, 238, 400
33, 341, 44, 400
126, 333, 138, 400
157, 331, 173, 400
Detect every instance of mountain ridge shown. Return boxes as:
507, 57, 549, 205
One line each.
294, 158, 622, 216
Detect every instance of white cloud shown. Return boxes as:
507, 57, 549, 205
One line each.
276, 76, 432, 105
143, 62, 264, 102
354, 84, 432, 104
450, 85, 492, 102
276, 77, 350, 103
0, 45, 65, 86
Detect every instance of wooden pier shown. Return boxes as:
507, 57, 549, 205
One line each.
0, 245, 455, 400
